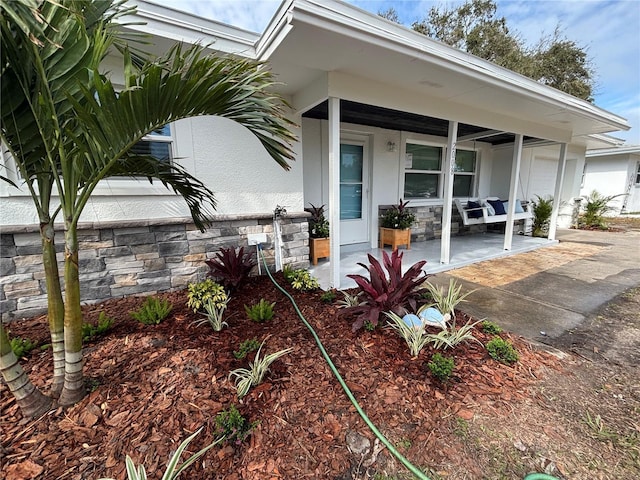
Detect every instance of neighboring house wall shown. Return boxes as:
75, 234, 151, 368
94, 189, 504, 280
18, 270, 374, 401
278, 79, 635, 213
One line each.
581, 150, 640, 214
0, 214, 309, 322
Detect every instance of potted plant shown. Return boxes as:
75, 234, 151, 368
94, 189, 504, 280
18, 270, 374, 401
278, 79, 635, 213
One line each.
307, 203, 330, 265
379, 199, 416, 250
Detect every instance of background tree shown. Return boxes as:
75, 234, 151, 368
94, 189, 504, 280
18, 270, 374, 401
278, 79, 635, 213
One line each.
411, 0, 594, 101
1, 0, 296, 413
378, 7, 400, 24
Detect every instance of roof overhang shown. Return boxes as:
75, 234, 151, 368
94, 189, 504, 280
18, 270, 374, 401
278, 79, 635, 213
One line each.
259, 0, 630, 143
126, 0, 630, 145
125, 1, 260, 56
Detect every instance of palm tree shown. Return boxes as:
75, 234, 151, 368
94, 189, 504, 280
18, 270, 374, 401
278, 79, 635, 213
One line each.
0, 323, 52, 417
1, 0, 296, 412
1, 0, 143, 401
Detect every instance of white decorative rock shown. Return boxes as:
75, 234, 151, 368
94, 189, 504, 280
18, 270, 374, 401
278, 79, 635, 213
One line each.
419, 307, 447, 328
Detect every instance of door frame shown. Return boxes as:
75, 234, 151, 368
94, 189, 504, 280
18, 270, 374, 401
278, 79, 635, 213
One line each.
339, 133, 371, 246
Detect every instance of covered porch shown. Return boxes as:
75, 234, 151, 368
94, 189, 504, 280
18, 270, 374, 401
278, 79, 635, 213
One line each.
260, 0, 629, 288
309, 232, 554, 290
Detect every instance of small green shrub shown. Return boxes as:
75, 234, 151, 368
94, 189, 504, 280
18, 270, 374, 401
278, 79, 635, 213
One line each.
244, 299, 276, 322
10, 336, 37, 358
486, 337, 519, 364
428, 353, 455, 382
186, 279, 227, 312
233, 338, 261, 359
283, 267, 319, 291
364, 320, 377, 331
320, 290, 337, 303
192, 297, 230, 332
214, 405, 258, 445
130, 296, 173, 325
480, 320, 502, 335
580, 190, 626, 229
532, 194, 554, 237
82, 311, 114, 341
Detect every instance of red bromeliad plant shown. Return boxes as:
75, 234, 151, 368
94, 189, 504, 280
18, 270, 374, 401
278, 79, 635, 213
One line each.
343, 250, 429, 331
206, 246, 257, 291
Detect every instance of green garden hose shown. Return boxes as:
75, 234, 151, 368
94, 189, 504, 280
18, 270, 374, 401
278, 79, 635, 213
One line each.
258, 247, 558, 480
257, 246, 431, 480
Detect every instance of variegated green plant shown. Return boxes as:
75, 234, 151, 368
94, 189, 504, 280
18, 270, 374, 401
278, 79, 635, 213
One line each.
192, 297, 230, 332
99, 428, 222, 480
385, 312, 433, 357
283, 267, 320, 291
386, 312, 481, 354
187, 280, 227, 313
336, 291, 365, 308
423, 279, 475, 322
229, 339, 293, 398
425, 320, 481, 350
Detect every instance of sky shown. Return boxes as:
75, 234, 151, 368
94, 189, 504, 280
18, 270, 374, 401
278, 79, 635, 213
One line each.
154, 0, 640, 145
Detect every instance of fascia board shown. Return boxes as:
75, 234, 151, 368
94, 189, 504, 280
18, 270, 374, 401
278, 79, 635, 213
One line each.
256, 0, 296, 59
126, 0, 259, 57
280, 0, 629, 133
586, 145, 640, 156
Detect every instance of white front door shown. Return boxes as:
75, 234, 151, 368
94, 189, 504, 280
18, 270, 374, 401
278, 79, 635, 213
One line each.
340, 140, 369, 245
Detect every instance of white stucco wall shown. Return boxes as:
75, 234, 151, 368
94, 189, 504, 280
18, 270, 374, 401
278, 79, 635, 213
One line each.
0, 115, 303, 227
581, 153, 640, 215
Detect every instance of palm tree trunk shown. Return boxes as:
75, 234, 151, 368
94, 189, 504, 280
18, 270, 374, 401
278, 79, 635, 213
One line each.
40, 221, 65, 397
0, 324, 51, 418
58, 226, 85, 406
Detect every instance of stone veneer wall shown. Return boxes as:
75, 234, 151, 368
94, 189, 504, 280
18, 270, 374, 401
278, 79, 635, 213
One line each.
0, 213, 309, 322
378, 204, 486, 243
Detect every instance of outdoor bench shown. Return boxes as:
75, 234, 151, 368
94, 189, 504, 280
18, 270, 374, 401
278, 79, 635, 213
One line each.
454, 197, 533, 226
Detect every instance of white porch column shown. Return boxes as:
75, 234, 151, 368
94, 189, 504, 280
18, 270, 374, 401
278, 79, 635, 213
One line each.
548, 143, 568, 240
328, 97, 341, 288
440, 120, 458, 264
504, 134, 523, 250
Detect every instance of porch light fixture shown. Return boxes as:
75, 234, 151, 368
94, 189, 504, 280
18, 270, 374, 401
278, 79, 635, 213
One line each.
387, 141, 397, 152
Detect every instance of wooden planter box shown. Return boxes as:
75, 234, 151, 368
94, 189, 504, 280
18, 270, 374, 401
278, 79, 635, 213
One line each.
310, 237, 330, 265
379, 227, 411, 251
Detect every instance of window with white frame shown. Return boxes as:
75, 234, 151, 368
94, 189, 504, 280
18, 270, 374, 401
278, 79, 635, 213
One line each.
635, 162, 640, 185
404, 143, 442, 199
403, 142, 477, 199
452, 149, 477, 197
130, 124, 173, 163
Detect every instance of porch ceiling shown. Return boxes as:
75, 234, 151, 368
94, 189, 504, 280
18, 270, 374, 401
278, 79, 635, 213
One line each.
302, 100, 536, 146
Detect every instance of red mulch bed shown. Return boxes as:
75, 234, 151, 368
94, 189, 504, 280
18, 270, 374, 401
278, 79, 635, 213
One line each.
1, 273, 560, 479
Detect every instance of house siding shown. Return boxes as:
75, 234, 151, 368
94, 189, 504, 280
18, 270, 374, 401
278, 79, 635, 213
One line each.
1, 214, 309, 322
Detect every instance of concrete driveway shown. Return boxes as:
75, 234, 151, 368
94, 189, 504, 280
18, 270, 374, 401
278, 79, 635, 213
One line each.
432, 228, 640, 340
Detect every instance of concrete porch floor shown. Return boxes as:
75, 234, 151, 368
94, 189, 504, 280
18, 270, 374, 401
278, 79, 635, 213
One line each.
309, 232, 556, 290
